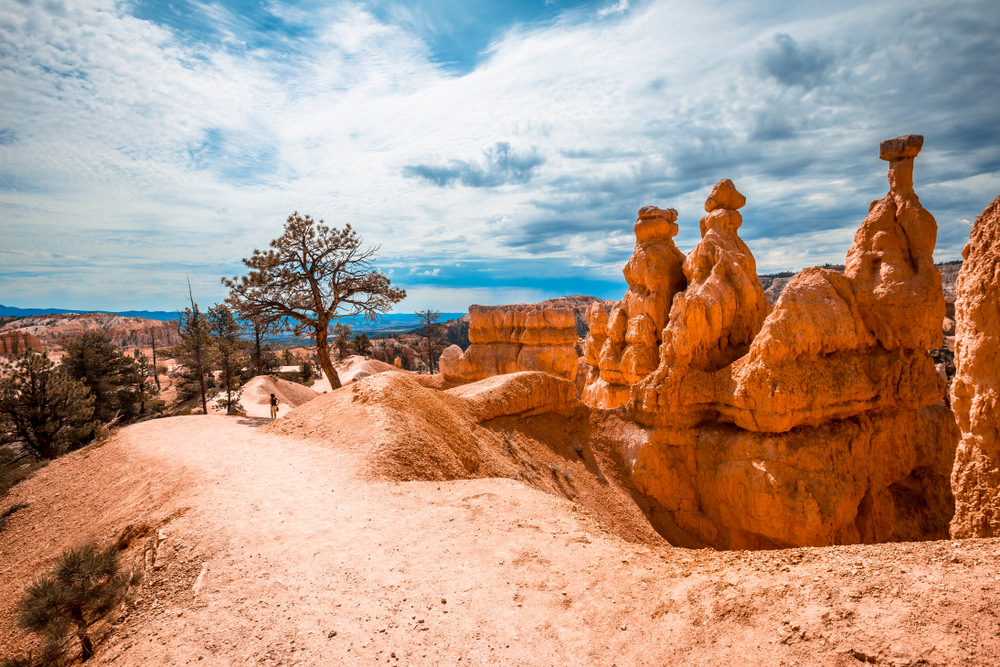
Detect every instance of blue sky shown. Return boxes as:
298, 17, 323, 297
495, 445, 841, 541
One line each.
0, 0, 998, 313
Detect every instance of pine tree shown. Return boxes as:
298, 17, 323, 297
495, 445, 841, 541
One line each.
167, 283, 213, 413
0, 353, 97, 460
223, 212, 405, 389
62, 333, 155, 423
208, 303, 247, 410
351, 332, 372, 358
15, 542, 137, 663
415, 309, 444, 373
333, 323, 353, 360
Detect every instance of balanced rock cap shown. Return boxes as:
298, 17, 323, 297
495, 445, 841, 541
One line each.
704, 179, 746, 212
637, 206, 678, 222
879, 134, 923, 161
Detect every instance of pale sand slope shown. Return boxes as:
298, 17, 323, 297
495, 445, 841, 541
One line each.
2, 410, 1000, 665
209, 375, 318, 419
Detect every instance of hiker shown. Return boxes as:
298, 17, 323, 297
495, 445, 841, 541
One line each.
270, 393, 279, 419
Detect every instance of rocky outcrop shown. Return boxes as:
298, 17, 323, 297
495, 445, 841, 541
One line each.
950, 194, 1000, 538
593, 137, 958, 549
0, 313, 181, 351
439, 304, 579, 385
583, 206, 686, 408
0, 330, 44, 355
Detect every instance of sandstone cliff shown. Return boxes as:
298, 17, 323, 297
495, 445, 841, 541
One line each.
0, 330, 44, 356
950, 194, 1000, 538
439, 304, 579, 384
586, 136, 958, 550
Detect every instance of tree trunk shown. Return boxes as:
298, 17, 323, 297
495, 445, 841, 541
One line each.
315, 327, 342, 389
73, 610, 94, 661
151, 332, 160, 391
195, 343, 208, 414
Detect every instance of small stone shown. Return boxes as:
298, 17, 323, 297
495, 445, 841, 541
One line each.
441, 598, 447, 604
621, 624, 627, 631
327, 630, 337, 638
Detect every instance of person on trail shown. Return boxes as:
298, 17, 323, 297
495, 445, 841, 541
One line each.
269, 393, 279, 419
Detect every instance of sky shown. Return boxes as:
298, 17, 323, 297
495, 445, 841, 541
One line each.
0, 0, 998, 313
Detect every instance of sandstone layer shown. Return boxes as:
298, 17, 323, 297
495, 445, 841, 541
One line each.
950, 194, 1000, 538
583, 206, 686, 409
585, 137, 958, 549
0, 330, 44, 355
439, 304, 579, 384
0, 313, 181, 352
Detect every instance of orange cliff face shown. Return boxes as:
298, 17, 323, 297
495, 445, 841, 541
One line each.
581, 137, 959, 550
438, 304, 579, 385
950, 194, 1000, 538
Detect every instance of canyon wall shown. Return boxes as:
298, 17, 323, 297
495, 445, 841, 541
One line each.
0, 313, 181, 352
439, 304, 579, 384
950, 194, 1000, 538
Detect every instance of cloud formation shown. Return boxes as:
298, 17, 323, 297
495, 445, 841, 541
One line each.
403, 142, 545, 187
0, 0, 997, 313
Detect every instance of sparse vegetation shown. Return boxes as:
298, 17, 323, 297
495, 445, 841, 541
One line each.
11, 542, 139, 664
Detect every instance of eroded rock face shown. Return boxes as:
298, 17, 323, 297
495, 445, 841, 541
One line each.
594, 138, 958, 549
659, 180, 771, 373
583, 206, 685, 408
0, 330, 44, 355
950, 194, 1000, 538
439, 304, 579, 385
0, 313, 181, 351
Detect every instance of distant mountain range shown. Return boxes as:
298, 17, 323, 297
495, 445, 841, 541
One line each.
0, 304, 466, 335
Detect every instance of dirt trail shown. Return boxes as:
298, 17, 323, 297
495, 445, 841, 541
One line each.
2, 407, 1000, 666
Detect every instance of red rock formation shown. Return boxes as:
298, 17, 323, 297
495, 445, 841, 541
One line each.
596, 137, 958, 549
0, 313, 181, 351
583, 206, 686, 408
950, 194, 1000, 538
439, 304, 578, 384
0, 330, 44, 355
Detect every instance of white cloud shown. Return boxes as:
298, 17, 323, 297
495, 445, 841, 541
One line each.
597, 0, 630, 18
0, 0, 997, 312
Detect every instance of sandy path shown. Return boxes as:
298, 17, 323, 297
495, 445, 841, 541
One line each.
2, 414, 1000, 666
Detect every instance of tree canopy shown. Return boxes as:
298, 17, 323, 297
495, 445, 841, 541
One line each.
223, 213, 405, 388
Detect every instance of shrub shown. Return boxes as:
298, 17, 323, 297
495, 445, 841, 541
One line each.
14, 542, 139, 664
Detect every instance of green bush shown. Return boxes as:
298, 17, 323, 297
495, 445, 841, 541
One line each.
12, 542, 139, 664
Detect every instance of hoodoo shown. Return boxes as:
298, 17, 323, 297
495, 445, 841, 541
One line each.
581, 137, 959, 550
950, 194, 1000, 538
583, 206, 686, 409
